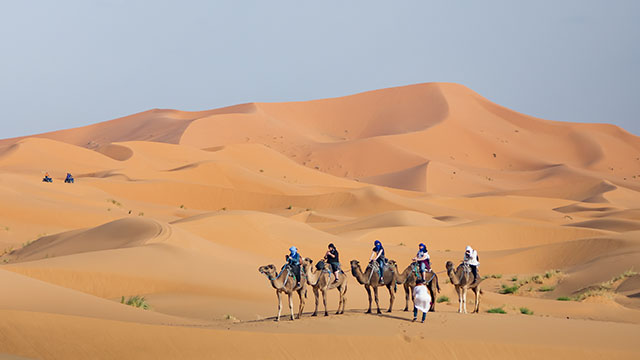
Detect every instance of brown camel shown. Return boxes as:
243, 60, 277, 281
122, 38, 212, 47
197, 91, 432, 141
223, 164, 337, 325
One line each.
350, 259, 397, 314
258, 263, 307, 321
445, 261, 482, 313
302, 258, 348, 316
393, 261, 440, 312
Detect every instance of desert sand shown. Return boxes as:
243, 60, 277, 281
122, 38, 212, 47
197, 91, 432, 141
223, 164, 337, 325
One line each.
0, 83, 639, 359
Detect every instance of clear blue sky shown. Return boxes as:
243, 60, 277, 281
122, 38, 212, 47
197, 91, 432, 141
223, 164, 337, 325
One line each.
1, 1, 638, 138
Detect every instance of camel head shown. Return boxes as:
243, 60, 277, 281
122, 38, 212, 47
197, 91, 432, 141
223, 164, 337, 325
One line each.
387, 259, 398, 271
303, 257, 313, 267
445, 261, 454, 272
350, 259, 360, 270
258, 264, 277, 280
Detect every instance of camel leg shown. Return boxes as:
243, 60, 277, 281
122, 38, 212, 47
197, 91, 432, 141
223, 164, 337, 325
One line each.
365, 285, 373, 314
387, 284, 395, 313
462, 288, 468, 314
428, 282, 436, 312
403, 284, 410, 311
373, 286, 381, 314
288, 293, 295, 321
339, 283, 347, 314
322, 289, 328, 316
297, 288, 305, 319
276, 291, 282, 322
339, 282, 348, 314
456, 286, 463, 313
312, 287, 319, 316
473, 287, 481, 313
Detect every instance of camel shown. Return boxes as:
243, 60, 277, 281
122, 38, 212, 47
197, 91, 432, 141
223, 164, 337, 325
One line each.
393, 261, 440, 312
258, 263, 307, 321
302, 258, 348, 316
445, 261, 483, 313
350, 259, 397, 314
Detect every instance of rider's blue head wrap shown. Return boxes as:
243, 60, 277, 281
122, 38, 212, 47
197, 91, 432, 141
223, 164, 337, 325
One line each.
419, 243, 427, 251
374, 240, 382, 249
289, 246, 298, 256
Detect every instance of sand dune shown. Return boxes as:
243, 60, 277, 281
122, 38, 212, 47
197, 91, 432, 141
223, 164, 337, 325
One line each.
1, 82, 639, 359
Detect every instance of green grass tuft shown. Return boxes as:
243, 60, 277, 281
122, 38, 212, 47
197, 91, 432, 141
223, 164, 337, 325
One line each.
556, 296, 572, 301
519, 307, 534, 315
500, 284, 520, 294
544, 269, 560, 279
120, 295, 150, 310
539, 285, 555, 292
436, 296, 449, 303
487, 306, 507, 314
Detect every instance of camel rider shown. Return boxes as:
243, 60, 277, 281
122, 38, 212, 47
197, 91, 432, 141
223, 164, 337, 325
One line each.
324, 243, 341, 283
412, 243, 431, 281
369, 240, 386, 281
463, 245, 480, 284
286, 246, 302, 286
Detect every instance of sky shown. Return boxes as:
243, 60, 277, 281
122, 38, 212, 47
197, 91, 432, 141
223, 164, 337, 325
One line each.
1, 0, 639, 138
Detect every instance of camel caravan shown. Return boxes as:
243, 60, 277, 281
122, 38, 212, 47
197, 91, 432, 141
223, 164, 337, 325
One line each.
258, 241, 483, 322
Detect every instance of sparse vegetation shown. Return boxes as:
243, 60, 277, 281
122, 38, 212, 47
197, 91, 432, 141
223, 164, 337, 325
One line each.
538, 285, 555, 292
22, 240, 34, 248
544, 269, 560, 279
436, 296, 449, 303
138, 212, 144, 216
511, 275, 518, 282
398, 242, 406, 246
572, 269, 638, 301
224, 314, 239, 322
286, 205, 292, 210
108, 199, 122, 207
519, 307, 534, 315
179, 204, 185, 209
120, 295, 150, 310
500, 284, 520, 294
487, 306, 506, 314
530, 275, 543, 284
556, 296, 572, 301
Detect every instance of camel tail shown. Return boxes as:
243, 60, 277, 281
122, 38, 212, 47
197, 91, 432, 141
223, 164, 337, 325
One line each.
436, 276, 441, 293
305, 289, 308, 298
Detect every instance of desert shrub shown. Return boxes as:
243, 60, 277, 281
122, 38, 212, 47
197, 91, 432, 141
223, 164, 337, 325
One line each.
530, 275, 543, 284
120, 295, 150, 310
483, 274, 502, 280
556, 296, 571, 301
539, 285, 555, 292
500, 284, 520, 294
511, 275, 518, 282
544, 269, 560, 279
487, 307, 506, 314
519, 307, 534, 315
436, 296, 449, 303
